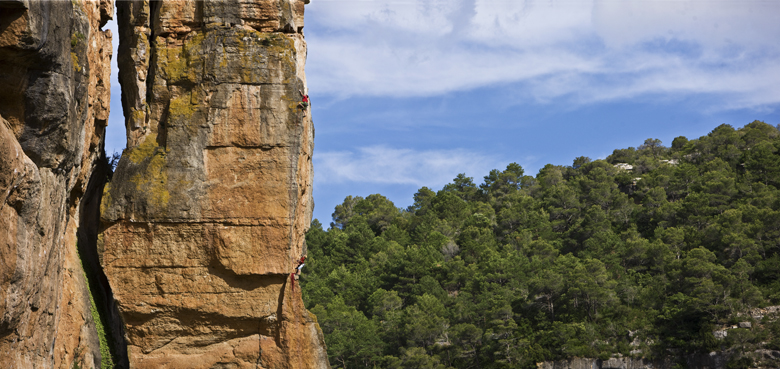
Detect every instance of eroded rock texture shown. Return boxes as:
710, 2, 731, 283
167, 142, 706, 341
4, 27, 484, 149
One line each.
537, 354, 730, 369
0, 0, 113, 367
100, 0, 326, 367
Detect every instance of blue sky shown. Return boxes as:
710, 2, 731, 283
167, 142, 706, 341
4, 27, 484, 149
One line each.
104, 0, 780, 226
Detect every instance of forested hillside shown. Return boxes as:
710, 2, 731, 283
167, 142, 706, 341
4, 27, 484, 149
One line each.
301, 121, 780, 368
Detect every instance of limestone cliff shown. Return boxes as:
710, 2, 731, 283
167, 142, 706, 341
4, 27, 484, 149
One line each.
99, 0, 327, 367
0, 0, 114, 367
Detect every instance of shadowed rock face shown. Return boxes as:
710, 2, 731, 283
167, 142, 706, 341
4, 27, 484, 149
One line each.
0, 0, 114, 367
100, 0, 326, 367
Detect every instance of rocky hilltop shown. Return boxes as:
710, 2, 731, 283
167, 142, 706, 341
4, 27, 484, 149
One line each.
0, 0, 114, 367
99, 0, 326, 368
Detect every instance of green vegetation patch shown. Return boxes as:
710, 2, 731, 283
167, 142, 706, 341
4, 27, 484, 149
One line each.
70, 52, 81, 72
77, 242, 116, 368
301, 121, 780, 368
71, 32, 85, 48
70, 30, 85, 73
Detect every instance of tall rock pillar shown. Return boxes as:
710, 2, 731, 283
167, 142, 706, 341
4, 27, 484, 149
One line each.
100, 0, 326, 367
0, 0, 114, 367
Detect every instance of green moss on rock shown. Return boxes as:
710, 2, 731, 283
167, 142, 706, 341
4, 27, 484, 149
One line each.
168, 93, 195, 120
77, 242, 115, 368
99, 182, 112, 217
127, 134, 158, 164
158, 32, 205, 84
126, 134, 171, 208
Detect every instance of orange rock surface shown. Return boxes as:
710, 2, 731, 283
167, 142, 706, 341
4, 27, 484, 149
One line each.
100, 0, 327, 367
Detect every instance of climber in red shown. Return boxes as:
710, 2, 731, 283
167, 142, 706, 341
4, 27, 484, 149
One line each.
293, 255, 306, 280
297, 90, 309, 117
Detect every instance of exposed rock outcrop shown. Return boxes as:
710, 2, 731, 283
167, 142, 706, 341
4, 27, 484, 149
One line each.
537, 353, 732, 369
100, 0, 326, 367
0, 0, 114, 367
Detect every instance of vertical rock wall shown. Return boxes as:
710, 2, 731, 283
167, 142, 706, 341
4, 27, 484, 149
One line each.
100, 0, 327, 367
0, 0, 114, 367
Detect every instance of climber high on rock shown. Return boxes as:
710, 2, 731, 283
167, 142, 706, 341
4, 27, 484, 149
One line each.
297, 90, 309, 117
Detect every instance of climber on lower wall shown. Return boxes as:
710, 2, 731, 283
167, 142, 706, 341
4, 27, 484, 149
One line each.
293, 255, 306, 280
297, 90, 309, 117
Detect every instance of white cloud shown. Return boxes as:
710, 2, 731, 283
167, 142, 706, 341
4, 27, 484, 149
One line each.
305, 0, 780, 109
314, 146, 505, 187
591, 0, 777, 49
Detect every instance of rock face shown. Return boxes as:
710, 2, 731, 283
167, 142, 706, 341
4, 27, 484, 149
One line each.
100, 0, 327, 367
0, 0, 114, 367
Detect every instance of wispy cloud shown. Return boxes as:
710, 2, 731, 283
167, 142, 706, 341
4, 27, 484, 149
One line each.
314, 146, 505, 187
305, 0, 780, 110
